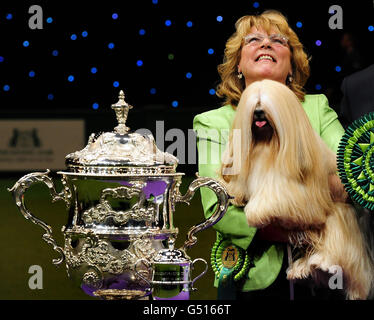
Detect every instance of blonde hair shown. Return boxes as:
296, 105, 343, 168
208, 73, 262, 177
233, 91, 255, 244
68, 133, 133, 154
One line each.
220, 80, 335, 212
216, 10, 310, 106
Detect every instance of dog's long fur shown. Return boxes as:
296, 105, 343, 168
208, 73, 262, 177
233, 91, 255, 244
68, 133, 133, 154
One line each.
220, 79, 374, 299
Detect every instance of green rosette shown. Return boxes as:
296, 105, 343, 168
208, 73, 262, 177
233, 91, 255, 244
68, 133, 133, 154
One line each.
211, 235, 250, 282
337, 112, 374, 210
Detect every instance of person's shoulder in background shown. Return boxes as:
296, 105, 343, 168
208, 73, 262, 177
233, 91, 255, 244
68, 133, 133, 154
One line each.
340, 64, 374, 127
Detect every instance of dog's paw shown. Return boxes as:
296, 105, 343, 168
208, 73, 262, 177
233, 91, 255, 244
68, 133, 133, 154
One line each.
307, 253, 332, 273
286, 258, 311, 279
347, 290, 365, 300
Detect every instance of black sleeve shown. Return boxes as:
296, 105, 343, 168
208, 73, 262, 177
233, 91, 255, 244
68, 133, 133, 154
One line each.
339, 77, 352, 129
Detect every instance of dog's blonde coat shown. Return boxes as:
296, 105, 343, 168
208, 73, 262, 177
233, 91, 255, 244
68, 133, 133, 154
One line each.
220, 80, 373, 299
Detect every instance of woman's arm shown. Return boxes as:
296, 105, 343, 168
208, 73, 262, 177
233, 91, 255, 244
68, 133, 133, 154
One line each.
318, 94, 345, 154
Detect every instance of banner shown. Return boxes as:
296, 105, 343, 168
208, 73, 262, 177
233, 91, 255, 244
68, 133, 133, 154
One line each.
0, 119, 85, 171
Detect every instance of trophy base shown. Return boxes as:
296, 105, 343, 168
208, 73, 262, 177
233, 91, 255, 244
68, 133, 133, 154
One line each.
93, 289, 150, 300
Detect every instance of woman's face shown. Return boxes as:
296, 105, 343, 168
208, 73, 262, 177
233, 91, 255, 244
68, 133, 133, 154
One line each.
238, 26, 293, 87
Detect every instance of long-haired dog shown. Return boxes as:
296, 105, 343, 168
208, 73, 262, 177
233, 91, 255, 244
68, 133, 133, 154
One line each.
220, 79, 374, 300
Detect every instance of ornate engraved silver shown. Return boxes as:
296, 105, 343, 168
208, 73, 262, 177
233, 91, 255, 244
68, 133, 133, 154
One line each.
111, 90, 133, 135
81, 184, 158, 226
135, 249, 209, 299
64, 231, 158, 293
93, 289, 149, 300
65, 132, 178, 169
172, 173, 230, 251
65, 91, 178, 171
61, 165, 178, 176
8, 170, 69, 265
9, 90, 230, 300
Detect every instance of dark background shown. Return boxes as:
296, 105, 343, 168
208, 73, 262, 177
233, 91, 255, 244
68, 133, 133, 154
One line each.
1, 0, 373, 130
1, 0, 373, 176
1, 0, 373, 301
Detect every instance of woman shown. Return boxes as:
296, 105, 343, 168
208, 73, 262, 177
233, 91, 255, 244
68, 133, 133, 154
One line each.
193, 10, 345, 300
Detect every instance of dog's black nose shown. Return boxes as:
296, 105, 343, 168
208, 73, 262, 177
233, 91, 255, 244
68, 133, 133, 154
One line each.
254, 109, 265, 119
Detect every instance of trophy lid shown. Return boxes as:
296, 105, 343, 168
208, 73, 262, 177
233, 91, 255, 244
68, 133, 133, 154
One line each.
153, 249, 190, 264
64, 90, 179, 176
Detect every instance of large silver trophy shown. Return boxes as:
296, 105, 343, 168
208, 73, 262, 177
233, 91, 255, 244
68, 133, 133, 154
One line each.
9, 91, 229, 300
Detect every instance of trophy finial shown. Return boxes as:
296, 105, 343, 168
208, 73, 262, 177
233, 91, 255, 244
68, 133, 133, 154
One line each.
111, 90, 133, 134
119, 90, 125, 101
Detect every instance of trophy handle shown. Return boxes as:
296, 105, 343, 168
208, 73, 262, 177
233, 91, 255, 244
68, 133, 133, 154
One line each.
134, 258, 152, 288
8, 170, 70, 265
190, 258, 208, 291
175, 174, 229, 251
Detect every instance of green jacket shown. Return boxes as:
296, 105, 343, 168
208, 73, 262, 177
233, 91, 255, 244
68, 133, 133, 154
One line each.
193, 94, 345, 291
